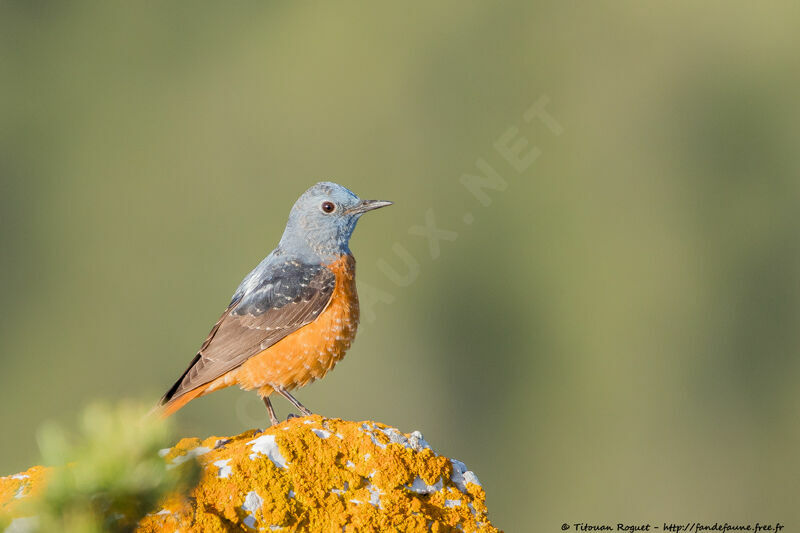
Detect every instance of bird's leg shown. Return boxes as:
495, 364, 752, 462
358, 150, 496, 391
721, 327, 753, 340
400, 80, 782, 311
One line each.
275, 386, 313, 416
263, 396, 280, 426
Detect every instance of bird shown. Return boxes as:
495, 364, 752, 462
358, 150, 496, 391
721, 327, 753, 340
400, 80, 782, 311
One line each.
157, 182, 392, 425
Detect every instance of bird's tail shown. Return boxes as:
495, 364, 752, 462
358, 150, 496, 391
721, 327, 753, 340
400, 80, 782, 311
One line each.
152, 384, 210, 418
151, 353, 205, 418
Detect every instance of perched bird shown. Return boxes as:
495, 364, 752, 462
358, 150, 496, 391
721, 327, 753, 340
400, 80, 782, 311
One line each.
157, 182, 391, 425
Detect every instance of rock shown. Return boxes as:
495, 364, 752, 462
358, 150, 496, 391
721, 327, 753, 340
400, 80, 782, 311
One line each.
1, 416, 500, 532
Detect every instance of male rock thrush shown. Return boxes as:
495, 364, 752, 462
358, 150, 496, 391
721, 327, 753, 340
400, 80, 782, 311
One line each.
157, 182, 391, 425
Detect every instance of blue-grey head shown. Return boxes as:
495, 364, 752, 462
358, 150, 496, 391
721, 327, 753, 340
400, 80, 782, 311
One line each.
278, 182, 392, 262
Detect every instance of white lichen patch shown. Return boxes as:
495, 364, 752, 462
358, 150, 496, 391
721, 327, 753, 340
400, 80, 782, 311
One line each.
464, 471, 480, 486
311, 428, 332, 439
359, 423, 388, 449
213, 459, 232, 479
13, 486, 26, 500
378, 427, 405, 445
242, 490, 264, 529
407, 476, 444, 494
167, 446, 211, 469
449, 458, 481, 492
247, 434, 288, 469
330, 481, 349, 496
144, 508, 176, 519
359, 423, 432, 453
408, 431, 431, 452
366, 483, 383, 508
213, 438, 231, 449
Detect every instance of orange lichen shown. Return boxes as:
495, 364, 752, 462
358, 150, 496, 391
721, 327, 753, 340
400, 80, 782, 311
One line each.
2, 417, 500, 532
0, 465, 50, 518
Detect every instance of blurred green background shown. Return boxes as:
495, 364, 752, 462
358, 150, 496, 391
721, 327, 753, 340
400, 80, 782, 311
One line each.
2, 2, 799, 530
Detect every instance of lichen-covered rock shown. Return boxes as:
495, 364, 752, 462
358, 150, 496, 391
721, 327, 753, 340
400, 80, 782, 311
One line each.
0, 467, 49, 516
2, 416, 500, 532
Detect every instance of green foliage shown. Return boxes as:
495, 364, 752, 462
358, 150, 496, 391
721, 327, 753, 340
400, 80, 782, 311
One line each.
27, 402, 200, 533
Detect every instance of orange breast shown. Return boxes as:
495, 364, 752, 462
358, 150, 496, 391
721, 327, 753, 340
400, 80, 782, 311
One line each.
234, 254, 360, 394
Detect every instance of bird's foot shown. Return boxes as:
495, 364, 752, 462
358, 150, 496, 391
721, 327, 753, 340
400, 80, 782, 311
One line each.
275, 387, 313, 417
263, 396, 280, 427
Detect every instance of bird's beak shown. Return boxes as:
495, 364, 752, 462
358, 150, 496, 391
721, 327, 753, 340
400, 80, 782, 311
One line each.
347, 199, 393, 214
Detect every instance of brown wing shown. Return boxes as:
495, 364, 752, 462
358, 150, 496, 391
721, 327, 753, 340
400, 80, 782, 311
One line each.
160, 261, 336, 406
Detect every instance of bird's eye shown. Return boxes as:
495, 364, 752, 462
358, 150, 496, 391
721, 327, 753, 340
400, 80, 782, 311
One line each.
321, 201, 336, 213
